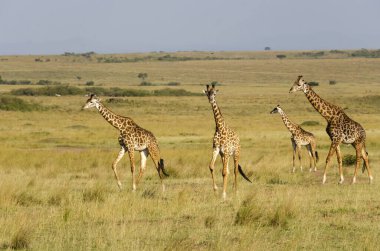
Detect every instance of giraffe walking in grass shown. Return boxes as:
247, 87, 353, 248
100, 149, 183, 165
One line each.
270, 105, 319, 173
83, 94, 168, 191
203, 84, 252, 199
289, 76, 373, 184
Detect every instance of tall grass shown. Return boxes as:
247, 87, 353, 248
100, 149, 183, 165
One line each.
0, 52, 379, 250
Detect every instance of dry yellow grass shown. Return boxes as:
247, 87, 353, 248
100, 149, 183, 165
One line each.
0, 51, 379, 250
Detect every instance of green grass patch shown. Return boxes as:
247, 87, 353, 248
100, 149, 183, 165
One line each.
0, 96, 44, 111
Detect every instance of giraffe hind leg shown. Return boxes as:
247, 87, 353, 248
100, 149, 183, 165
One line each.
112, 146, 126, 189
147, 143, 165, 191
136, 149, 149, 185
361, 146, 373, 183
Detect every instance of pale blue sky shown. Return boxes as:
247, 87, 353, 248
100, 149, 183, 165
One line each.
0, 0, 379, 55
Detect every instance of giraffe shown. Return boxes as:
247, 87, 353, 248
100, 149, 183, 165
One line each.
203, 84, 252, 199
270, 105, 319, 173
83, 94, 168, 191
289, 76, 373, 184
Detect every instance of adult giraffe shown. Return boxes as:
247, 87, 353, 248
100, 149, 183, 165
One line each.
289, 76, 373, 184
203, 84, 252, 199
83, 94, 168, 191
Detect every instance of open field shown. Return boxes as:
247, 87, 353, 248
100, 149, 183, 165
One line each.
0, 51, 380, 250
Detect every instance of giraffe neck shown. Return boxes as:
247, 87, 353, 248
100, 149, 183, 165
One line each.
97, 103, 124, 130
278, 110, 298, 135
303, 84, 338, 121
210, 99, 225, 130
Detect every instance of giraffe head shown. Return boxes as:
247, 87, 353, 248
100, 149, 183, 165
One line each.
289, 75, 308, 93
203, 84, 218, 103
83, 94, 101, 109
270, 105, 283, 114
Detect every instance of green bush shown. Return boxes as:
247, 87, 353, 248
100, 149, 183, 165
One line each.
0, 96, 44, 111
85, 81, 95, 86
308, 81, 319, 86
301, 120, 320, 126
343, 154, 356, 166
11, 86, 85, 96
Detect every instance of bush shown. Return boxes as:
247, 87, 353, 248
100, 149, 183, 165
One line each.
308, 81, 319, 86
11, 86, 85, 96
301, 120, 320, 126
343, 154, 356, 166
329, 80, 337, 85
276, 54, 286, 59
167, 82, 180, 86
36, 79, 61, 85
0, 96, 44, 111
139, 81, 154, 86
85, 81, 95, 86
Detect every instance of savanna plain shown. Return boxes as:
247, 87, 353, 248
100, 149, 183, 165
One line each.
0, 51, 380, 250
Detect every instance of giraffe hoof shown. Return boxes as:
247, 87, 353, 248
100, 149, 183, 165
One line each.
369, 176, 374, 184
222, 192, 227, 200
351, 177, 357, 184
338, 179, 344, 185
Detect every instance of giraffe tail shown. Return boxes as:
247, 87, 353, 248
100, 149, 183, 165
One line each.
238, 164, 252, 183
159, 159, 169, 177
362, 151, 368, 173
315, 151, 319, 163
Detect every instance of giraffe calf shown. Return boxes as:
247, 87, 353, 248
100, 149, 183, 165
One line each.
270, 105, 319, 173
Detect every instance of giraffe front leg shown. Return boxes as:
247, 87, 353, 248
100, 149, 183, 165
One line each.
323, 142, 339, 184
221, 153, 230, 200
209, 148, 219, 191
336, 145, 344, 184
296, 145, 303, 172
136, 149, 149, 185
127, 150, 137, 191
291, 139, 296, 173
351, 143, 363, 184
112, 147, 126, 189
306, 144, 313, 172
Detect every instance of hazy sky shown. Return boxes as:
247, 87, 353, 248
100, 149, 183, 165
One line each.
0, 0, 379, 55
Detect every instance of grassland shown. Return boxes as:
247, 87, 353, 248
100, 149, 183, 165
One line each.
0, 51, 380, 250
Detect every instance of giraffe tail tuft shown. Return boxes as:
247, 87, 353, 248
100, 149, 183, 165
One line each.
315, 151, 319, 163
362, 151, 368, 173
159, 159, 169, 177
238, 164, 252, 183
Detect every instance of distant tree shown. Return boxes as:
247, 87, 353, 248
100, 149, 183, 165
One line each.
138, 73, 148, 82
276, 54, 286, 59
265, 47, 271, 51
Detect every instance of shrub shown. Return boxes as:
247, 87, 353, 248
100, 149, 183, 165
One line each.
308, 81, 319, 86
9, 228, 32, 250
301, 120, 320, 126
36, 80, 61, 85
167, 82, 180, 86
235, 195, 262, 226
85, 81, 95, 86
343, 154, 356, 166
0, 96, 44, 111
139, 81, 154, 86
11, 85, 85, 96
276, 54, 286, 59
329, 80, 337, 85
